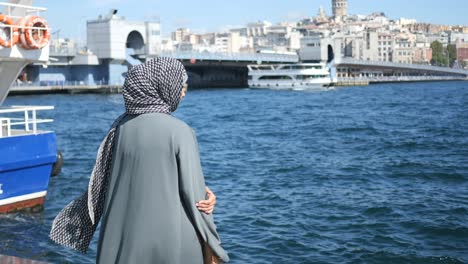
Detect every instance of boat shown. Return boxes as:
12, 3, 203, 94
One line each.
0, 0, 61, 213
247, 62, 335, 90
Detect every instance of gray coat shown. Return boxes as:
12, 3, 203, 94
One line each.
97, 113, 228, 263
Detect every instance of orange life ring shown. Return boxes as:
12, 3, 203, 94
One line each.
17, 17, 30, 49
0, 14, 19, 47
18, 15, 50, 49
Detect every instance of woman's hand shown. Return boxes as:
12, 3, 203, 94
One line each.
196, 186, 216, 214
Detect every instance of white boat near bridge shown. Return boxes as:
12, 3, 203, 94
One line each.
247, 63, 334, 90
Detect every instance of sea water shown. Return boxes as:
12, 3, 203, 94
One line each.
1, 81, 467, 263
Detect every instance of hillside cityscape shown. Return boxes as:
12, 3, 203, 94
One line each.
49, 0, 468, 69
166, 1, 467, 68
45, 0, 468, 71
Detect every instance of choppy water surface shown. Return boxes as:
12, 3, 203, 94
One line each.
1, 82, 468, 263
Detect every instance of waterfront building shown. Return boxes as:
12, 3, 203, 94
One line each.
246, 21, 272, 37
449, 32, 468, 44
87, 12, 161, 60
174, 42, 193, 52
413, 46, 432, 65
244, 21, 292, 51
341, 23, 366, 34
86, 12, 160, 84
160, 39, 176, 52
411, 34, 432, 64
188, 34, 201, 46
393, 36, 415, 64
426, 32, 450, 46
203, 32, 242, 53
397, 18, 417, 26
366, 13, 390, 27
456, 42, 468, 68
406, 23, 452, 34
229, 28, 248, 37
199, 33, 216, 46
264, 24, 293, 51
228, 32, 241, 53
289, 31, 302, 51
214, 34, 229, 52
171, 28, 190, 42
377, 32, 394, 62
451, 26, 468, 34
298, 32, 341, 62
362, 30, 379, 61
342, 34, 365, 59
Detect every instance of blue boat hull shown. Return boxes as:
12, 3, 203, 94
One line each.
0, 132, 57, 213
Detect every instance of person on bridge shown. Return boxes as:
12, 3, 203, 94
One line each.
49, 57, 229, 264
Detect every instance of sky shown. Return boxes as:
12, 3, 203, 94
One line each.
34, 0, 468, 41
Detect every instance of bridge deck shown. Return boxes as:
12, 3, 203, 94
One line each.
336, 58, 468, 76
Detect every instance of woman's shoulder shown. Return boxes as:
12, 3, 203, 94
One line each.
138, 113, 193, 134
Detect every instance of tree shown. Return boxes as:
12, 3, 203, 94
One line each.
430, 41, 448, 67
447, 44, 457, 67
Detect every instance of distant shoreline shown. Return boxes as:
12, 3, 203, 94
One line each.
7, 78, 468, 96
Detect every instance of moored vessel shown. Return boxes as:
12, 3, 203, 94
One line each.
0, 0, 59, 213
247, 62, 334, 90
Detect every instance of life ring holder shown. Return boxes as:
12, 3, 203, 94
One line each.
0, 15, 19, 48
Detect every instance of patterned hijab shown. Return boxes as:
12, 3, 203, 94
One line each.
50, 57, 187, 252
123, 57, 187, 114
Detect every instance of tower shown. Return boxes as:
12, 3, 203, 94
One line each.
318, 6, 325, 18
332, 0, 347, 19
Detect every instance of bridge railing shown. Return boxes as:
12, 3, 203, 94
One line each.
12, 80, 111, 87
338, 75, 466, 82
159, 51, 299, 63
337, 58, 468, 75
49, 46, 300, 63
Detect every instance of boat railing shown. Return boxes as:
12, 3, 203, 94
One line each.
0, 2, 47, 18
0, 24, 51, 46
0, 105, 54, 138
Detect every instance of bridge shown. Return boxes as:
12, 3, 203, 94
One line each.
157, 51, 299, 65
137, 51, 468, 87
149, 51, 299, 87
38, 48, 468, 89
47, 48, 300, 88
335, 58, 468, 83
38, 13, 468, 89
